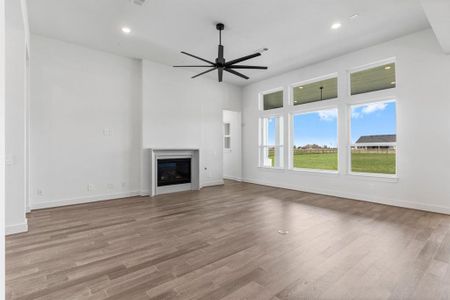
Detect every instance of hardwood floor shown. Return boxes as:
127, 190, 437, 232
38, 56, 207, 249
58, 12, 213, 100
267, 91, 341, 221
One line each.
6, 180, 450, 299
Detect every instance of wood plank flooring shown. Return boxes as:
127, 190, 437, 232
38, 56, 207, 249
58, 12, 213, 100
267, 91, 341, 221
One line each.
6, 180, 450, 299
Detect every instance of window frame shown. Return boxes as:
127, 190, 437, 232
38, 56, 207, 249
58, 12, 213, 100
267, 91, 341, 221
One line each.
223, 122, 231, 152
259, 87, 285, 112
289, 73, 339, 106
255, 58, 399, 181
347, 58, 397, 97
258, 115, 284, 169
347, 97, 398, 178
288, 106, 339, 174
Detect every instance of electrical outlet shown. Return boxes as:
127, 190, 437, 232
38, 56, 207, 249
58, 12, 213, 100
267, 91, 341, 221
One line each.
87, 184, 95, 192
36, 189, 43, 196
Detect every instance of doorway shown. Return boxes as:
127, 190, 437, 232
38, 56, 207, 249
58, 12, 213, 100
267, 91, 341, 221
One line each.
222, 110, 242, 181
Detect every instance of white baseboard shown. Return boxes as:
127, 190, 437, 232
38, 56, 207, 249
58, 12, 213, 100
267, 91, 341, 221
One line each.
6, 220, 28, 235
243, 178, 450, 215
223, 176, 242, 182
30, 191, 141, 210
140, 190, 150, 196
201, 179, 224, 188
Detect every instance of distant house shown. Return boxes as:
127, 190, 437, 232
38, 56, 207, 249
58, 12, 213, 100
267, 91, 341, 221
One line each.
354, 134, 396, 149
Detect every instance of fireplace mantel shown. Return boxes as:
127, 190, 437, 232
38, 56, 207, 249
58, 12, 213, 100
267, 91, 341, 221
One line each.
147, 149, 200, 196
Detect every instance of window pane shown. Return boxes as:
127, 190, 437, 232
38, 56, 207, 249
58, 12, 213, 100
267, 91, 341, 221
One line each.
267, 117, 276, 145
351, 63, 396, 95
261, 146, 283, 168
292, 109, 338, 170
293, 77, 337, 106
224, 123, 230, 136
224, 137, 230, 149
351, 101, 396, 174
263, 90, 283, 110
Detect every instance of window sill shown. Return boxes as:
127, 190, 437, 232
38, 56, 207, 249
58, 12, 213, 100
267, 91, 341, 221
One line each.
288, 168, 339, 175
347, 172, 399, 182
257, 166, 285, 171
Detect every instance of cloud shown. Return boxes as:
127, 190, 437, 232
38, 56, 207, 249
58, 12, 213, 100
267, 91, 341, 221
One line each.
361, 102, 387, 114
352, 102, 388, 119
318, 109, 337, 121
351, 111, 361, 119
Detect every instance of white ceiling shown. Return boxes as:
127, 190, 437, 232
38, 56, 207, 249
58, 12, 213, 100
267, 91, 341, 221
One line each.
27, 0, 430, 86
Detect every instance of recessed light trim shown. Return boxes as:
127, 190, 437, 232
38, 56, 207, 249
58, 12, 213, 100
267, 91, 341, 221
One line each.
121, 27, 131, 34
331, 22, 342, 30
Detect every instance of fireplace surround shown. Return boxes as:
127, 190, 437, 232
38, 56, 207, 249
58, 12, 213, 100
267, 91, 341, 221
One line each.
148, 149, 200, 196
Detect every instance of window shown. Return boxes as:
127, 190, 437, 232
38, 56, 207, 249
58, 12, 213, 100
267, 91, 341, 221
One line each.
291, 109, 338, 171
350, 62, 396, 95
259, 116, 283, 168
293, 77, 338, 106
224, 123, 231, 150
350, 100, 397, 175
262, 90, 283, 110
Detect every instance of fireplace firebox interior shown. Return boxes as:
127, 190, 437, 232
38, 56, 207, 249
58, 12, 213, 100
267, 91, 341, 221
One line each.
157, 158, 191, 187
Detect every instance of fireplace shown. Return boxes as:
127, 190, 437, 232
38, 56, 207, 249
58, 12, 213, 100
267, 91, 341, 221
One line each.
157, 158, 191, 187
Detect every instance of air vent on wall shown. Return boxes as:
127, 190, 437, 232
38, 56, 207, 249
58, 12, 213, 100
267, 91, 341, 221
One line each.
130, 0, 148, 6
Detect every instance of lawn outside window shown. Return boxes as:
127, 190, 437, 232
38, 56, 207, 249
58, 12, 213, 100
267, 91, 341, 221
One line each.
290, 108, 338, 172
349, 99, 397, 176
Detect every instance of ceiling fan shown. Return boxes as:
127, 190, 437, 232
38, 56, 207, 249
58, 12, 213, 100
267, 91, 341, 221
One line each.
173, 23, 268, 82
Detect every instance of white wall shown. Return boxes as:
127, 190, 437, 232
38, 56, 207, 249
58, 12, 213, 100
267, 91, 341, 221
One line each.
242, 29, 450, 214
140, 60, 241, 192
1, 0, 6, 293
223, 110, 242, 181
5, 0, 29, 234
29, 35, 142, 209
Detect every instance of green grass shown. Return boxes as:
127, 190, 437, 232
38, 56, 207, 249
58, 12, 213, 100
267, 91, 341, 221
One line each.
267, 150, 396, 174
293, 152, 338, 171
351, 152, 396, 174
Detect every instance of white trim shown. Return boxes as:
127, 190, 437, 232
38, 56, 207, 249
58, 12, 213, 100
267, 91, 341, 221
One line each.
242, 178, 450, 215
223, 176, 242, 182
201, 180, 224, 188
30, 191, 140, 210
6, 220, 28, 235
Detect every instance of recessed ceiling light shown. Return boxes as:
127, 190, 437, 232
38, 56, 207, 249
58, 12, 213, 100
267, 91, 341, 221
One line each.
121, 27, 131, 34
349, 14, 359, 20
385, 66, 391, 70
331, 22, 342, 30
391, 81, 396, 85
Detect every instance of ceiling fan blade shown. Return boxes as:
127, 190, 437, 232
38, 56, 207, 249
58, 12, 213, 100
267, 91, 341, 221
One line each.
225, 68, 249, 80
225, 53, 261, 66
181, 51, 215, 65
229, 65, 268, 70
192, 67, 217, 79
218, 68, 223, 82
173, 65, 214, 68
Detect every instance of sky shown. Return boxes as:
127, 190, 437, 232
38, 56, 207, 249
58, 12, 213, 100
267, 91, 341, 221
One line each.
285, 100, 396, 147
350, 101, 396, 144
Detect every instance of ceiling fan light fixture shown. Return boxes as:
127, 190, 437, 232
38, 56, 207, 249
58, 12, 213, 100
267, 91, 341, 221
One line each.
173, 23, 268, 82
